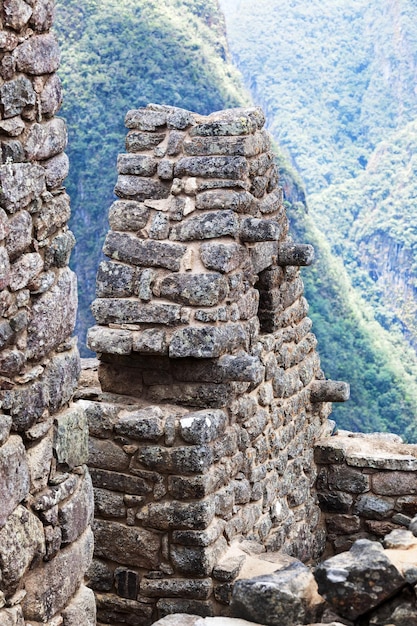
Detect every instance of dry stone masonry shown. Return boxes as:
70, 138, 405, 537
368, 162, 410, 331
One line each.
0, 2, 94, 625
83, 103, 350, 625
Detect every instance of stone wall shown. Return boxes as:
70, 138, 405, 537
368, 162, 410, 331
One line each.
83, 104, 349, 625
315, 431, 417, 555
0, 2, 94, 624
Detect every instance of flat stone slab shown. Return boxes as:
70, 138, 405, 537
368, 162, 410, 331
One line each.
315, 431, 417, 470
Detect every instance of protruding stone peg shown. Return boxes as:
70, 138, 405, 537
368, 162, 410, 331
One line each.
310, 380, 350, 403
277, 243, 314, 266
240, 217, 281, 242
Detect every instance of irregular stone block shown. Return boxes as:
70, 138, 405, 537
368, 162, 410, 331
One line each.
114, 406, 164, 441
43, 347, 80, 414
159, 272, 228, 306
133, 328, 168, 355
3, 380, 48, 431
115, 175, 170, 201
91, 298, 182, 326
0, 504, 45, 596
94, 488, 126, 518
10, 252, 43, 291
87, 326, 133, 355
141, 578, 212, 599
103, 231, 186, 270
44, 228, 75, 268
59, 471, 94, 544
148, 381, 242, 408
0, 436, 30, 528
170, 210, 238, 241
169, 323, 247, 358
95, 592, 153, 624
126, 130, 165, 151
26, 431, 52, 492
135, 444, 214, 474
89, 467, 152, 496
0, 76, 36, 118
14, 33, 60, 75
200, 242, 247, 273
170, 536, 227, 576
277, 242, 315, 266
96, 261, 136, 298
240, 217, 281, 242
174, 156, 247, 179
61, 585, 96, 626
372, 471, 417, 496
27, 268, 77, 360
327, 465, 370, 494
22, 527, 94, 622
93, 520, 160, 568
353, 494, 395, 520
3, 0, 32, 31
184, 133, 265, 157
310, 380, 350, 403
40, 73, 63, 117
54, 404, 88, 470
117, 153, 158, 176
0, 606, 24, 626
157, 599, 214, 618
189, 107, 264, 136
24, 118, 67, 160
315, 539, 406, 620
88, 437, 130, 472
141, 498, 215, 531
179, 409, 227, 444
195, 189, 255, 213
43, 152, 69, 189
0, 163, 45, 212
125, 108, 168, 130
232, 561, 322, 626
35, 191, 71, 240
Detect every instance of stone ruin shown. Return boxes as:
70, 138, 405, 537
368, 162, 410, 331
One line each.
0, 1, 94, 625
0, 2, 417, 626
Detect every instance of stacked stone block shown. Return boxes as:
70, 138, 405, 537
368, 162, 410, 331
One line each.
315, 431, 417, 554
0, 2, 94, 624
85, 104, 349, 624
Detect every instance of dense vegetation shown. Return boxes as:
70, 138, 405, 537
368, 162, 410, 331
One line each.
221, 0, 417, 439
54, 0, 247, 344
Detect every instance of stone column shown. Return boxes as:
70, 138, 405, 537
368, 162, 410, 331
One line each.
84, 104, 348, 624
0, 2, 94, 624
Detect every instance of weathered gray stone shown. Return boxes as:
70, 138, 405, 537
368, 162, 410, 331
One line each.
315, 539, 406, 620
9, 252, 43, 291
115, 175, 170, 201
277, 242, 315, 266
126, 130, 165, 152
0, 76, 36, 118
43, 347, 80, 413
327, 465, 370, 494
170, 210, 238, 241
59, 472, 94, 544
96, 261, 135, 298
159, 272, 228, 306
179, 410, 227, 444
372, 471, 417, 495
125, 108, 167, 131
0, 504, 45, 597
40, 73, 63, 117
14, 33, 60, 75
200, 242, 247, 273
195, 190, 255, 213
43, 152, 69, 189
92, 298, 182, 326
93, 519, 160, 568
24, 118, 67, 160
54, 404, 89, 469
0, 436, 30, 528
354, 494, 395, 519
169, 324, 247, 358
61, 585, 96, 626
184, 133, 266, 157
141, 578, 212, 599
175, 156, 247, 179
103, 231, 186, 270
117, 153, 157, 176
189, 107, 264, 136
240, 217, 281, 242
22, 527, 94, 622
170, 536, 228, 576
0, 163, 45, 212
232, 561, 322, 626
114, 406, 164, 441
3, 0, 32, 31
26, 432, 52, 492
27, 268, 77, 360
140, 498, 215, 530
0, 116, 26, 137
1, 138, 25, 164
0, 606, 25, 626
87, 326, 133, 355
310, 380, 350, 403
132, 328, 168, 354
90, 467, 152, 496
35, 191, 71, 240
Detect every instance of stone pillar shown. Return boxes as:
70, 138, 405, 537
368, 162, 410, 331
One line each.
84, 104, 347, 624
0, 2, 94, 624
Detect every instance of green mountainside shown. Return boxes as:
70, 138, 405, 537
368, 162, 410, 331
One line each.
221, 0, 417, 440
54, 0, 247, 345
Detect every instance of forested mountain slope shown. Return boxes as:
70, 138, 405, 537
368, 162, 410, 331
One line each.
221, 0, 417, 439
54, 0, 247, 344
